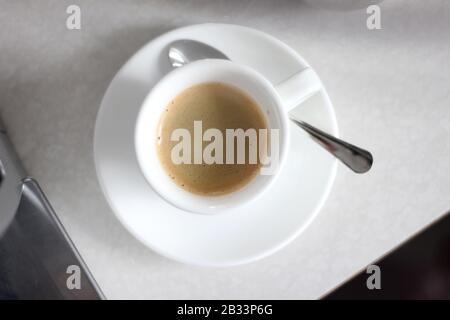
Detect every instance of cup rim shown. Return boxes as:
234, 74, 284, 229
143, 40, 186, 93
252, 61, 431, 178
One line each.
135, 59, 290, 214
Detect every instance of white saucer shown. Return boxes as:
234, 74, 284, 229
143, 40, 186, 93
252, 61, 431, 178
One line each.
94, 23, 338, 267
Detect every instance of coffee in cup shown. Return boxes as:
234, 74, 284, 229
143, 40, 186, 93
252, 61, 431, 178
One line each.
156, 82, 268, 196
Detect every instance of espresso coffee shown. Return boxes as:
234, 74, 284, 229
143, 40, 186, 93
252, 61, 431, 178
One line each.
156, 82, 268, 196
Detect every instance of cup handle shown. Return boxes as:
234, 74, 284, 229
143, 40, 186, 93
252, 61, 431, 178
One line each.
274, 68, 322, 112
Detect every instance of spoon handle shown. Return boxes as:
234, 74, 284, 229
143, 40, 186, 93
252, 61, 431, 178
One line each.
290, 118, 373, 173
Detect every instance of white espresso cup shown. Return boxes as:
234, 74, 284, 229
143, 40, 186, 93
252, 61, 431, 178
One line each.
135, 59, 321, 214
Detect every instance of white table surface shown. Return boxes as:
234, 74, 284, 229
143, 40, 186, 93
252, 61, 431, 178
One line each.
1, 0, 449, 299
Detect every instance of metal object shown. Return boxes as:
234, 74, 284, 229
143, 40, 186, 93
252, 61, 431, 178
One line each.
168, 39, 373, 173
168, 39, 229, 68
0, 122, 24, 237
0, 116, 104, 299
290, 118, 373, 173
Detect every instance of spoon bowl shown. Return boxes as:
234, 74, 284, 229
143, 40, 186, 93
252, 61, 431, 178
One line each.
169, 40, 229, 68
